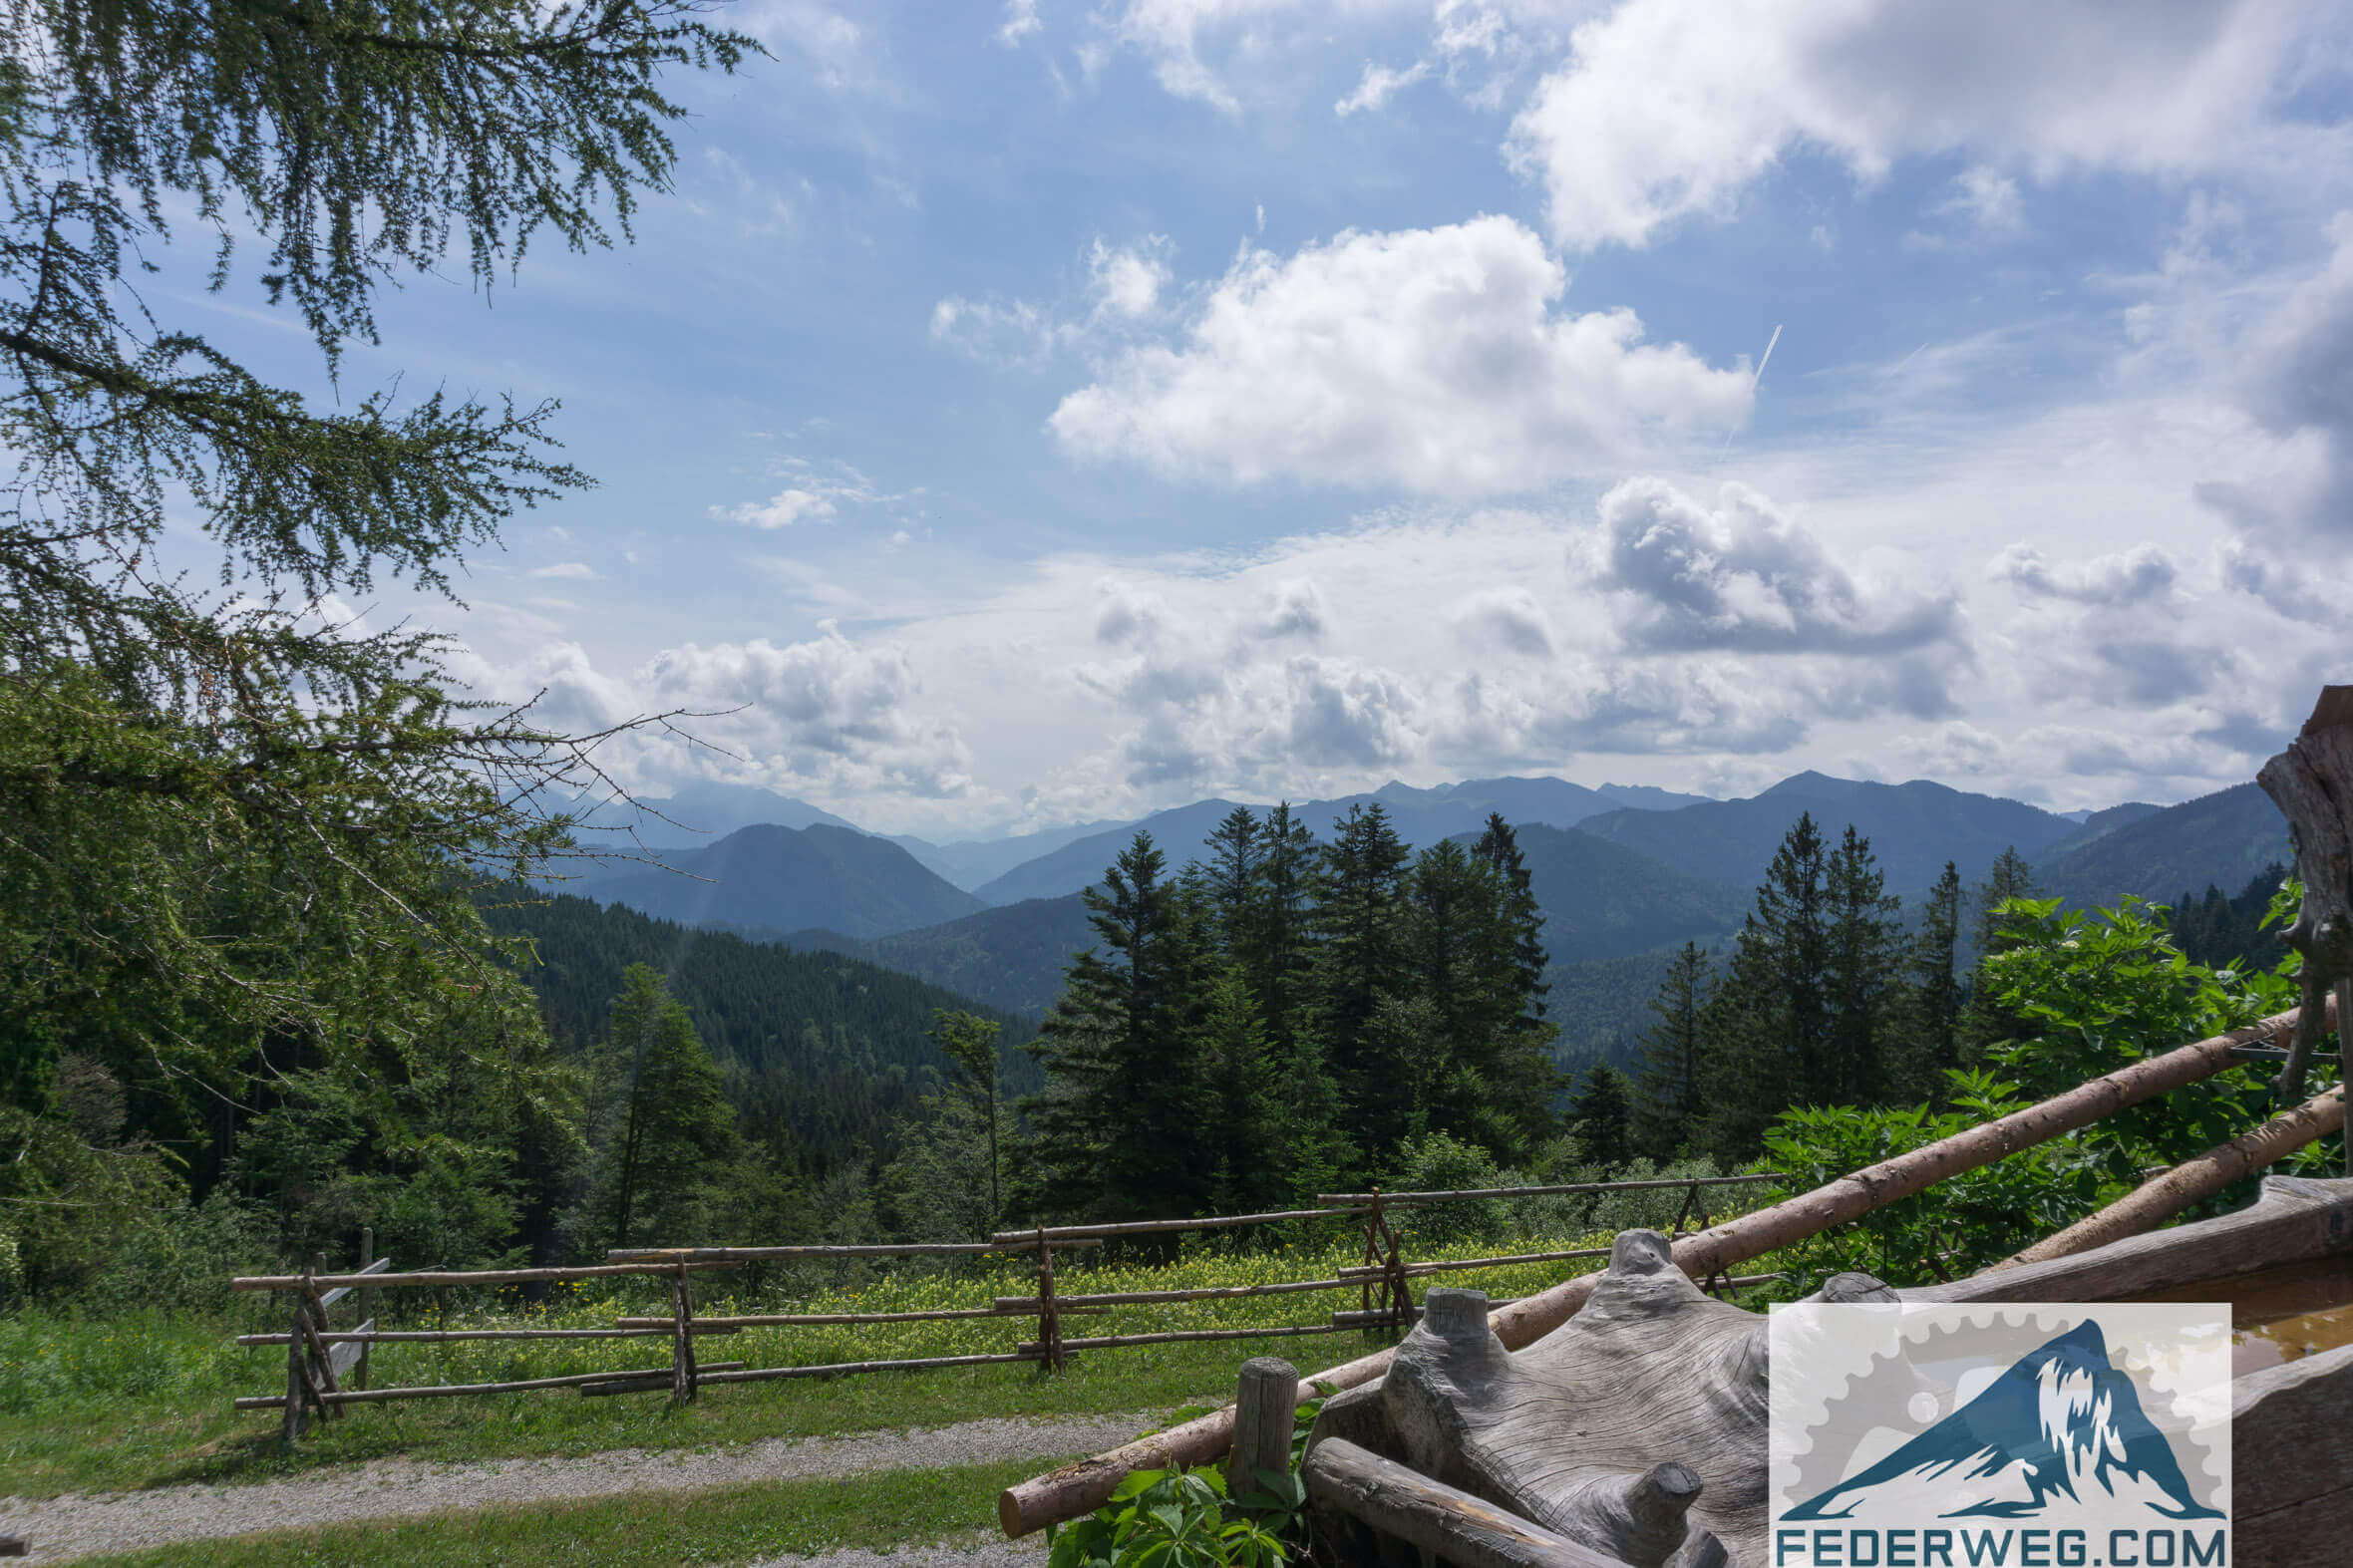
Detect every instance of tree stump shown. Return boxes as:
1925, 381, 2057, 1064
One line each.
2257, 685, 2353, 1111
1309, 1231, 1895, 1568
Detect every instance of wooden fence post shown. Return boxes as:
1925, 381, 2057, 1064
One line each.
670, 1262, 698, 1403
357, 1227, 374, 1391
1034, 1228, 1064, 1373
282, 1291, 310, 1440
1228, 1357, 1300, 1504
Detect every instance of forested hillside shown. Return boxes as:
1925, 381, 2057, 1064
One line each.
1578, 776, 2077, 892
2040, 784, 2290, 912
1497, 825, 1747, 962
479, 890, 1041, 1169
777, 895, 1097, 1017
573, 823, 987, 938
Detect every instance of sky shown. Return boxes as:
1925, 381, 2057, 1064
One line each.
181, 0, 2353, 839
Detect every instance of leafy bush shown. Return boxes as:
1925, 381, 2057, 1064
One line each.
1046, 1467, 1293, 1568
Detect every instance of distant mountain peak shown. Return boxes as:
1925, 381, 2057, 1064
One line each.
1789, 1320, 2221, 1523
1759, 770, 1868, 799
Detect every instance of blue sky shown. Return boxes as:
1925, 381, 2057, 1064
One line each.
192, 1, 2353, 838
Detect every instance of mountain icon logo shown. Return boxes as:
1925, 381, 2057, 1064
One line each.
1787, 1319, 2222, 1522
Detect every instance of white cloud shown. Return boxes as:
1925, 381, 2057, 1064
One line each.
1584, 477, 1966, 656
528, 561, 602, 581
1987, 543, 2180, 607
711, 456, 904, 530
1508, 0, 2321, 251
716, 487, 838, 528
1099, 0, 1415, 113
998, 0, 1042, 45
1049, 215, 1753, 493
1335, 59, 1430, 117
1088, 237, 1174, 318
1450, 586, 1554, 657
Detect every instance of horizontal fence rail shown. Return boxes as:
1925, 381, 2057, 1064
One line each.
235, 1172, 1780, 1434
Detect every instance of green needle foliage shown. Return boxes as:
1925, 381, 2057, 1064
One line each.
0, 0, 757, 1285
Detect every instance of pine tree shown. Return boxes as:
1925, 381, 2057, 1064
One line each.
1631, 943, 1713, 1160
580, 965, 740, 1252
1021, 833, 1216, 1220
928, 1010, 1003, 1226
1312, 804, 1416, 1163
1409, 835, 1557, 1161
1892, 863, 1965, 1102
1472, 813, 1551, 1023
1822, 825, 1901, 1105
1698, 812, 1832, 1161
1973, 847, 2040, 957
1202, 806, 1263, 956
1568, 1063, 1634, 1172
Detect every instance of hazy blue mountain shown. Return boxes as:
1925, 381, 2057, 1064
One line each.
1495, 825, 1748, 964
774, 894, 1097, 1019
2040, 784, 2288, 913
2037, 800, 2166, 861
972, 777, 1713, 905
879, 819, 1136, 890
563, 781, 860, 849
574, 823, 986, 940
1577, 777, 2079, 895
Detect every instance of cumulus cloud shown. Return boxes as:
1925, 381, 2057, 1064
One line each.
2195, 214, 2353, 539
997, 0, 1041, 45
1585, 477, 1965, 655
711, 457, 904, 530
528, 561, 602, 581
641, 629, 977, 797
1049, 216, 1753, 493
1987, 542, 2180, 606
1252, 578, 1328, 641
1450, 586, 1554, 657
717, 488, 838, 528
932, 237, 1174, 365
1088, 237, 1174, 318
1508, 0, 2316, 250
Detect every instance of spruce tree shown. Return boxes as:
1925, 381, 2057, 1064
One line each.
1892, 863, 1965, 1102
1568, 1063, 1634, 1172
1973, 847, 2040, 957
1312, 803, 1415, 1163
1631, 942, 1713, 1160
1822, 825, 1902, 1105
580, 964, 740, 1252
1698, 812, 1832, 1160
1202, 805, 1263, 955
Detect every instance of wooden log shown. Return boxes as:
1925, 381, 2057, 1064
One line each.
597, 1241, 1092, 1269
239, 1327, 716, 1345
234, 1261, 741, 1292
994, 1278, 1356, 1310
2232, 1338, 2353, 1566
1299, 1437, 1635, 1568
282, 1298, 308, 1440
355, 1228, 375, 1391
614, 1306, 1104, 1329
988, 1207, 1369, 1244
299, 1267, 342, 1421
1018, 1322, 1361, 1355
688, 1349, 1045, 1385
1331, 1308, 1420, 1328
1315, 1174, 1783, 1206
669, 1264, 696, 1404
1915, 1173, 2353, 1306
1338, 1248, 1610, 1279
573, 1361, 747, 1398
1995, 1087, 2345, 1268
1229, 1357, 1300, 1503
235, 1363, 717, 1408
2257, 688, 2353, 1100
995, 1002, 2311, 1538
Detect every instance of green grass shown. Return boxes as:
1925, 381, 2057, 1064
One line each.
0, 1193, 1781, 1499
72, 1454, 1055, 1567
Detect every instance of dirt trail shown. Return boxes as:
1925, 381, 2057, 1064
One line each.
0, 1411, 1137, 1563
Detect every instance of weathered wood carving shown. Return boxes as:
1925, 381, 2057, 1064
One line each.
2257, 684, 2353, 1114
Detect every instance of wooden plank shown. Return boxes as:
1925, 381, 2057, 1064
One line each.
1913, 1174, 2353, 1306
688, 1350, 1046, 1385
1315, 1174, 1784, 1206
996, 1002, 2314, 1539
326, 1319, 373, 1381
317, 1256, 394, 1311
573, 1361, 747, 1398
2233, 1339, 2353, 1523
236, 1364, 700, 1408
1338, 1248, 1610, 1279
1299, 1437, 1635, 1568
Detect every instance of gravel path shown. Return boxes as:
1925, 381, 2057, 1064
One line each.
0, 1412, 1143, 1564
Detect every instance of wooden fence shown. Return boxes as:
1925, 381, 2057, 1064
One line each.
229, 1172, 1781, 1432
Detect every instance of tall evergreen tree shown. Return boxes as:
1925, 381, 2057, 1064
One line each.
1699, 812, 1832, 1161
1021, 833, 1216, 1220
1892, 863, 1965, 1102
1973, 847, 2040, 957
1822, 825, 1902, 1106
1311, 804, 1415, 1164
1568, 1063, 1634, 1172
928, 1010, 1003, 1225
1202, 806, 1263, 955
1472, 813, 1551, 1023
1631, 942, 1713, 1160
578, 965, 740, 1252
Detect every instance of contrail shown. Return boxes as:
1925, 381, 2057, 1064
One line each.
1724, 322, 1783, 450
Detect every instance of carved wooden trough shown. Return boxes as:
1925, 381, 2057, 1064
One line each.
1298, 1175, 2353, 1567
